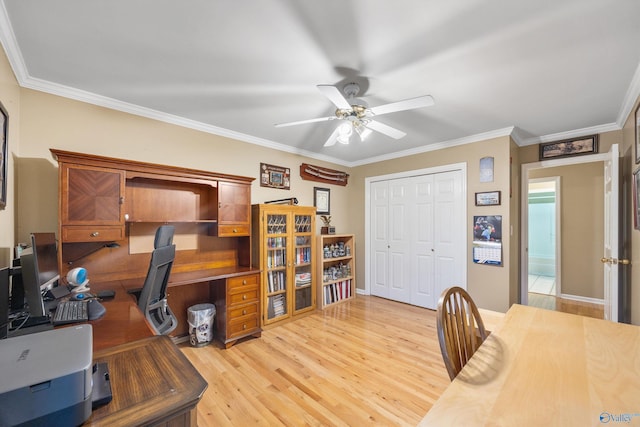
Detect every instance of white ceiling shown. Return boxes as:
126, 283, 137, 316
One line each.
1, 0, 640, 166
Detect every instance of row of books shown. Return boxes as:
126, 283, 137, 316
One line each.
267, 237, 286, 248
295, 247, 312, 264
269, 294, 286, 318
267, 270, 286, 293
267, 249, 286, 268
323, 280, 352, 305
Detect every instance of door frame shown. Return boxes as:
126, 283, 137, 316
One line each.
364, 162, 467, 296
520, 151, 612, 306
527, 176, 562, 297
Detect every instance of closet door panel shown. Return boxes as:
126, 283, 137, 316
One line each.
388, 179, 412, 303
371, 181, 390, 298
412, 175, 435, 308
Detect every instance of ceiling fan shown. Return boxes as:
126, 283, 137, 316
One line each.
275, 83, 434, 147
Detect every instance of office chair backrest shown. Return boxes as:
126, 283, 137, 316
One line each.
436, 286, 488, 381
138, 225, 177, 335
1, 267, 9, 339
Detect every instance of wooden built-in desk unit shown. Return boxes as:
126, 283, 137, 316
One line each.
420, 304, 640, 426
51, 149, 262, 347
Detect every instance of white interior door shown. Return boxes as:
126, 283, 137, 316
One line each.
432, 171, 465, 305
603, 144, 619, 322
388, 178, 413, 304
371, 181, 390, 299
369, 168, 465, 309
411, 175, 435, 307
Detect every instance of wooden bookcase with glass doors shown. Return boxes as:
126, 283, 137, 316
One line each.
252, 204, 316, 326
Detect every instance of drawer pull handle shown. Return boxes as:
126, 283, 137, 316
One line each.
90, 232, 100, 237
242, 280, 247, 285
233, 228, 238, 233
243, 324, 247, 330
242, 310, 247, 315
242, 294, 247, 300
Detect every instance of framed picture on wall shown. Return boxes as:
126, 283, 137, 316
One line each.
314, 187, 330, 215
0, 100, 8, 209
634, 168, 640, 230
635, 103, 640, 164
539, 134, 598, 160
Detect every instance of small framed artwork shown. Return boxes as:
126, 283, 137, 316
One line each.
635, 103, 640, 164
260, 163, 290, 190
539, 135, 598, 161
634, 168, 640, 230
475, 191, 501, 206
314, 187, 330, 215
0, 101, 7, 209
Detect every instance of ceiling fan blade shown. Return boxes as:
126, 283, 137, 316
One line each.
317, 85, 352, 110
365, 120, 407, 139
323, 126, 341, 147
368, 95, 434, 116
275, 116, 336, 127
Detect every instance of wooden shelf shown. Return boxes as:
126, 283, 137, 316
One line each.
317, 234, 356, 309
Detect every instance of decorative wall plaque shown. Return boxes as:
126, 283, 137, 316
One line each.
300, 163, 349, 186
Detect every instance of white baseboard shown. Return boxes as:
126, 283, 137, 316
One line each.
559, 293, 604, 305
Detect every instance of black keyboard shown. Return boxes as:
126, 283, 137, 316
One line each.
52, 300, 89, 325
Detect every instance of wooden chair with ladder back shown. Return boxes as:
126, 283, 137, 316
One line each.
436, 286, 488, 380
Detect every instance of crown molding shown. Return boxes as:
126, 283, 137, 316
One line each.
617, 61, 640, 128
518, 122, 620, 147
348, 127, 515, 167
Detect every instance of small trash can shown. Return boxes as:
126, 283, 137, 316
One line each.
188, 303, 216, 347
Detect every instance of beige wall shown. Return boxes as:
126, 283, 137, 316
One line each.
529, 162, 604, 299
0, 45, 20, 268
350, 136, 514, 312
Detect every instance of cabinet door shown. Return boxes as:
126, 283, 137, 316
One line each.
263, 211, 289, 324
217, 181, 251, 236
61, 164, 125, 225
293, 212, 314, 314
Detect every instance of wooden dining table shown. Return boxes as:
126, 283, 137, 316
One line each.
419, 304, 640, 426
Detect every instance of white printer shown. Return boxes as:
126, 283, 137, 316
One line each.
0, 324, 93, 426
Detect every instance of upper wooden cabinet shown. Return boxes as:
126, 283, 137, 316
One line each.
51, 149, 254, 241
215, 181, 251, 237
60, 163, 126, 242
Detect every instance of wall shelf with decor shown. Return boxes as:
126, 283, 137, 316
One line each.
317, 234, 356, 309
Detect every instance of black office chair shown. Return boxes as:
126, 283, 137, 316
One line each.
129, 225, 178, 335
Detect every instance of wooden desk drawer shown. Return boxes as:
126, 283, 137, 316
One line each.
216, 224, 250, 237
228, 287, 258, 305
227, 274, 259, 290
228, 315, 259, 338
228, 302, 259, 320
62, 225, 125, 242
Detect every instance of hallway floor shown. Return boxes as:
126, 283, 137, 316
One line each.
528, 274, 603, 319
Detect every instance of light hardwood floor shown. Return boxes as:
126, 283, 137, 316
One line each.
528, 292, 604, 319
179, 295, 450, 426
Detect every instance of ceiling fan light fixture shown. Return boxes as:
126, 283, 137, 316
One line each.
355, 124, 372, 141
337, 122, 352, 144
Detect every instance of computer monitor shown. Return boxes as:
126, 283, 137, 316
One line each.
19, 233, 60, 318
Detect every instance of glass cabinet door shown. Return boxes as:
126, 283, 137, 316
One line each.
293, 214, 313, 312
266, 213, 288, 321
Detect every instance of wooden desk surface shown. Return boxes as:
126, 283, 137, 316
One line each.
87, 335, 208, 427
420, 304, 640, 426
86, 280, 155, 352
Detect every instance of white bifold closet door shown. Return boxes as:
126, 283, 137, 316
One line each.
370, 170, 464, 309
